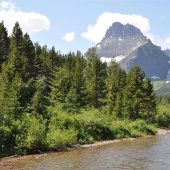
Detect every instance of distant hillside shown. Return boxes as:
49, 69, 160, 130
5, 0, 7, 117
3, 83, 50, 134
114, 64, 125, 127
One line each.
153, 81, 170, 95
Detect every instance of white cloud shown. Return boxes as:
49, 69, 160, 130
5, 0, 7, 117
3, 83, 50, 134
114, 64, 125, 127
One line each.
62, 32, 75, 42
0, 1, 16, 10
162, 37, 170, 49
82, 12, 150, 43
0, 1, 50, 34
147, 35, 170, 50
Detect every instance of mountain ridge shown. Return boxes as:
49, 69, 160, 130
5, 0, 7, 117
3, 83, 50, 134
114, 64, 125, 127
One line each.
96, 22, 170, 80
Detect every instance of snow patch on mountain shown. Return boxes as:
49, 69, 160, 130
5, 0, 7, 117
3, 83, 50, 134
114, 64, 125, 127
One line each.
100, 55, 125, 63
100, 57, 113, 63
114, 55, 125, 62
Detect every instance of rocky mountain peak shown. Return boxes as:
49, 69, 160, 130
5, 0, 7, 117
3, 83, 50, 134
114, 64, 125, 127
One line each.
96, 22, 170, 80
104, 22, 144, 40
96, 22, 148, 58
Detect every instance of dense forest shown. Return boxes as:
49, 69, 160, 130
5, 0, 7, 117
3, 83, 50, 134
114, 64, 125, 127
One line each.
0, 22, 169, 156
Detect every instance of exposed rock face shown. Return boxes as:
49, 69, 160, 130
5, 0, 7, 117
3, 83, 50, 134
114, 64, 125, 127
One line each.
120, 41, 170, 80
96, 22, 148, 58
163, 49, 170, 58
163, 49, 170, 80
96, 22, 170, 80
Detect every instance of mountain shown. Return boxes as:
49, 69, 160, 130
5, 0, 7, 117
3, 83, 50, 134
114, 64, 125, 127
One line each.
164, 49, 170, 58
96, 22, 170, 80
153, 81, 170, 96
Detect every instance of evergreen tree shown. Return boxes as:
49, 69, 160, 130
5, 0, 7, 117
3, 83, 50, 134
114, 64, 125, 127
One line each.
114, 92, 124, 117
0, 22, 35, 115
142, 78, 157, 121
65, 52, 86, 112
106, 61, 126, 113
50, 65, 71, 108
84, 48, 107, 108
124, 66, 145, 120
34, 43, 43, 76
0, 21, 9, 70
30, 76, 49, 118
23, 33, 36, 79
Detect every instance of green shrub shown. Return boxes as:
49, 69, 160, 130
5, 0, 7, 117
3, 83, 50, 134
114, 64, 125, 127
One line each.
155, 112, 170, 128
109, 120, 156, 139
110, 121, 131, 139
156, 104, 170, 128
15, 113, 47, 153
129, 120, 156, 137
46, 128, 77, 150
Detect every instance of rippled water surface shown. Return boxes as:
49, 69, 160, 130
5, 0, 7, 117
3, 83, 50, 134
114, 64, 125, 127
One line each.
1, 135, 170, 170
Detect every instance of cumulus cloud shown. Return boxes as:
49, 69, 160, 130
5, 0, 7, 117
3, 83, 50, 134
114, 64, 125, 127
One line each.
62, 32, 75, 42
0, 1, 50, 34
82, 12, 150, 43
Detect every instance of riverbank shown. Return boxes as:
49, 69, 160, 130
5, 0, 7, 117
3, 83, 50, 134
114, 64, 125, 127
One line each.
0, 128, 169, 166
80, 128, 170, 148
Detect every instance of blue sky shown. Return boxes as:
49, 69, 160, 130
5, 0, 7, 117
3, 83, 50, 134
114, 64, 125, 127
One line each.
0, 0, 170, 53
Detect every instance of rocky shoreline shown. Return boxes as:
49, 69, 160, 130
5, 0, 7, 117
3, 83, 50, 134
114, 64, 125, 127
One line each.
157, 128, 170, 135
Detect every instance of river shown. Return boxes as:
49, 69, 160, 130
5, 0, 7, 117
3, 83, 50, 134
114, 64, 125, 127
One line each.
1, 134, 170, 170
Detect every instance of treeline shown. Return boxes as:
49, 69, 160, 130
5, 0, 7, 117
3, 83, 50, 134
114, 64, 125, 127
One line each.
0, 22, 158, 155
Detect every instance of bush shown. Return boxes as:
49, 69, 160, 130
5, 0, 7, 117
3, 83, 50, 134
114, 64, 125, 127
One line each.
46, 128, 77, 150
109, 120, 156, 139
129, 120, 156, 137
109, 121, 131, 139
155, 112, 170, 128
156, 104, 170, 128
15, 113, 47, 153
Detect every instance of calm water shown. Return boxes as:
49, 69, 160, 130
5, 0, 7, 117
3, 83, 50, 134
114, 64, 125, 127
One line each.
1, 135, 170, 170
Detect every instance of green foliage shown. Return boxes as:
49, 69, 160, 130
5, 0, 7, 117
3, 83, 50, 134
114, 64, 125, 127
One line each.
46, 129, 77, 150
84, 48, 107, 107
15, 114, 46, 153
0, 21, 9, 69
106, 61, 126, 113
110, 120, 156, 139
156, 104, 170, 128
0, 22, 161, 156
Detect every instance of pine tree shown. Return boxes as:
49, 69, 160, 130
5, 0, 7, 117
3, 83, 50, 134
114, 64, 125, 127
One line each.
142, 78, 157, 121
84, 48, 107, 108
30, 75, 49, 118
65, 52, 86, 112
50, 65, 71, 108
23, 33, 36, 79
124, 66, 145, 120
0, 22, 35, 115
106, 61, 126, 113
34, 43, 43, 76
0, 21, 9, 70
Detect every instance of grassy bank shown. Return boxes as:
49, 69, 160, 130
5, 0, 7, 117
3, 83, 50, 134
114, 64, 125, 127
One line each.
45, 108, 157, 150
1, 108, 158, 157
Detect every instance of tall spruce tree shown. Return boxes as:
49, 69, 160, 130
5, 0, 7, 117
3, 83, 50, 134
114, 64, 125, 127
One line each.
84, 48, 107, 108
65, 52, 86, 112
23, 33, 36, 79
106, 61, 126, 113
123, 66, 145, 120
49, 65, 71, 108
0, 22, 36, 116
0, 21, 9, 70
0, 22, 24, 114
142, 78, 157, 121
